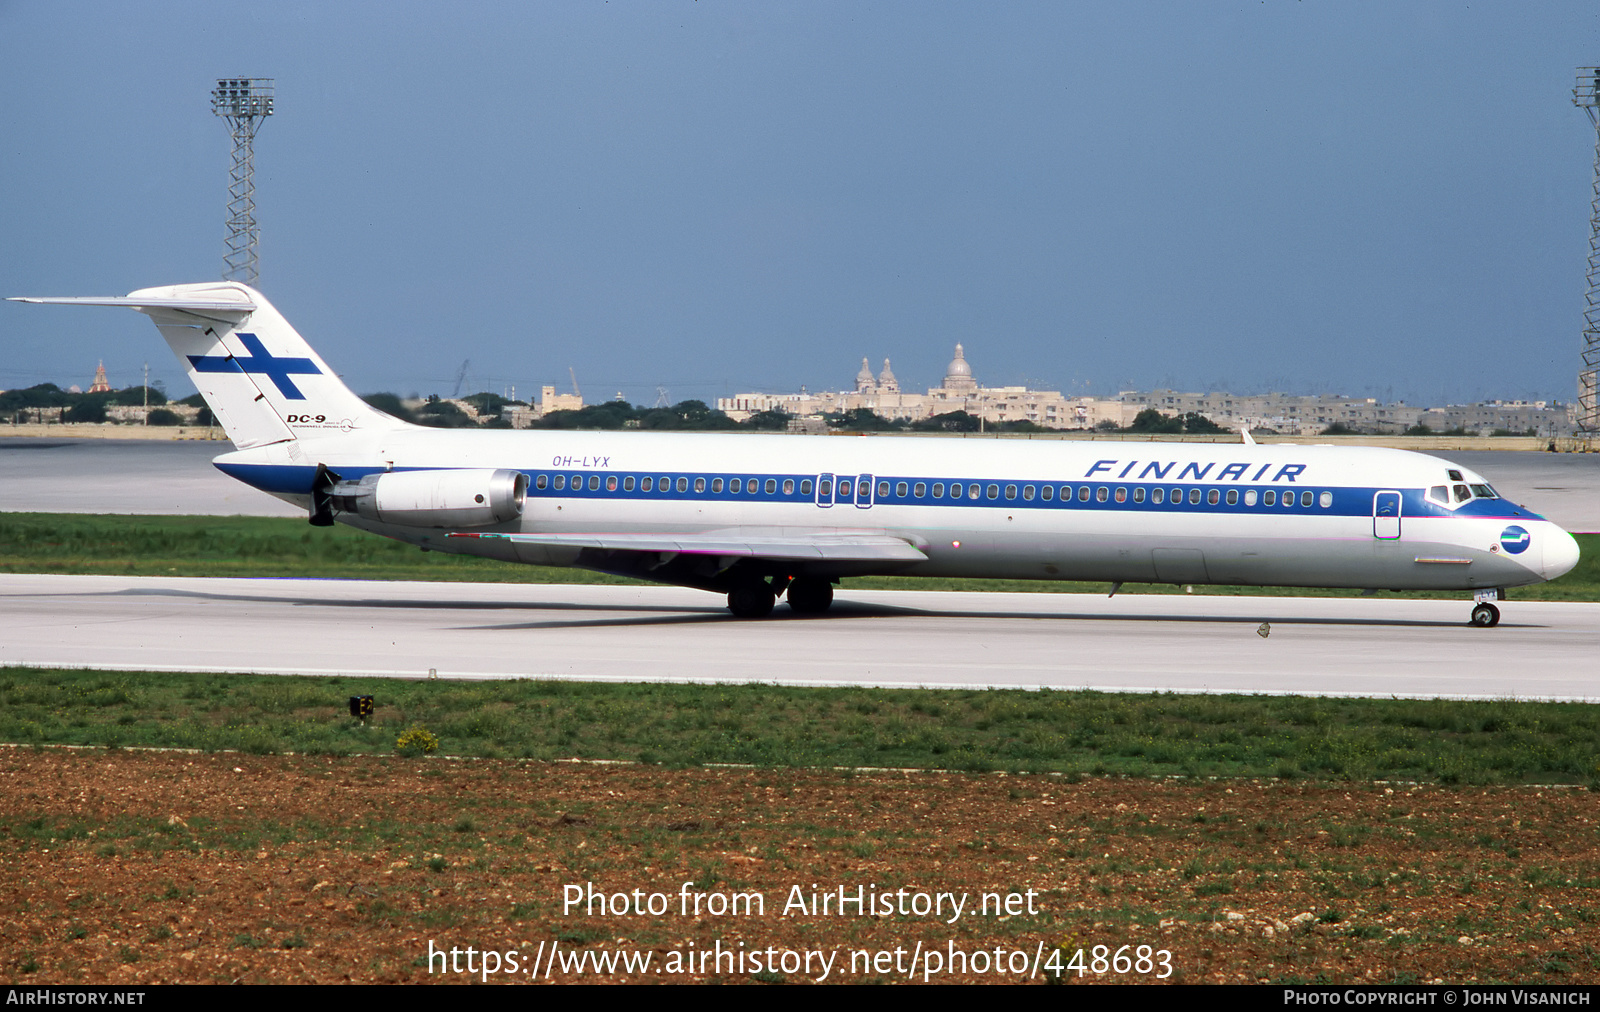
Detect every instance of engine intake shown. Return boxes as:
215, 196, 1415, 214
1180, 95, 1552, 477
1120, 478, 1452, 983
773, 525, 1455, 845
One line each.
330, 468, 528, 528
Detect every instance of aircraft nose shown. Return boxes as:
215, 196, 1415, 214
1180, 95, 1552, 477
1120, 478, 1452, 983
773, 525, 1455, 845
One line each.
1542, 526, 1581, 582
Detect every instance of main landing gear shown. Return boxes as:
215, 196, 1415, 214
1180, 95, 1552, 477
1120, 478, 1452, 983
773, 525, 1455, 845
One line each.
1469, 589, 1504, 628
725, 576, 836, 618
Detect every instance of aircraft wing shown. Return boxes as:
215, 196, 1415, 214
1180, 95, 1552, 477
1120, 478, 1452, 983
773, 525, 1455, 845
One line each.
450, 528, 928, 562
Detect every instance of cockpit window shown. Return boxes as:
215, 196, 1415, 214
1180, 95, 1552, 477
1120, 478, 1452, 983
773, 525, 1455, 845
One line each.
1453, 484, 1471, 503
1447, 469, 1463, 481
1470, 483, 1498, 499
1428, 485, 1449, 506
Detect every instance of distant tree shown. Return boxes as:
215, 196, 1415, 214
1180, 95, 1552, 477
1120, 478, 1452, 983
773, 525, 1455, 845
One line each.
108, 386, 167, 407
1094, 418, 1120, 432
743, 409, 791, 431
1404, 424, 1433, 436
146, 408, 181, 426
537, 403, 633, 430
830, 408, 900, 432
362, 393, 417, 424
1127, 408, 1183, 434
1320, 423, 1359, 436
0, 383, 71, 412
179, 393, 207, 408
416, 398, 475, 428
1179, 412, 1226, 435
461, 392, 509, 416
996, 419, 1048, 433
65, 399, 108, 423
911, 411, 982, 433
195, 407, 215, 427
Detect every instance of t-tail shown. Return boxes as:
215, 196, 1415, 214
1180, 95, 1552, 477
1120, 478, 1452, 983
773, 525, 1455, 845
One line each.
8, 282, 407, 448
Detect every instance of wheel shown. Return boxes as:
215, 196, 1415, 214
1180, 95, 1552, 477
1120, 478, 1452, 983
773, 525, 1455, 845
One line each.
786, 577, 834, 615
727, 584, 776, 619
1470, 603, 1500, 628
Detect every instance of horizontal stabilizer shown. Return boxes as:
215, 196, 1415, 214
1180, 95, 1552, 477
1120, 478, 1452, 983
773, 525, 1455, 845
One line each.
8, 295, 257, 313
452, 529, 929, 563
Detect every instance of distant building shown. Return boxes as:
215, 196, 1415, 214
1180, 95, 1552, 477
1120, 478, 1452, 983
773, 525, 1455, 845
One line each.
87, 361, 110, 394
717, 345, 1144, 429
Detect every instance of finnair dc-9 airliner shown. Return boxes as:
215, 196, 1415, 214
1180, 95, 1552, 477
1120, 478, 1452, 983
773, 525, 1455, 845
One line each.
11, 282, 1580, 625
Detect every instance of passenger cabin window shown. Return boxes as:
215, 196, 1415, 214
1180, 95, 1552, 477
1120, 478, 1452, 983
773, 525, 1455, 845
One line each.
642, 477, 653, 492
694, 477, 706, 493
1244, 489, 1256, 506
839, 480, 852, 497
896, 481, 908, 497
1152, 487, 1165, 504
986, 484, 999, 499
800, 479, 813, 495
1319, 491, 1332, 508
553, 475, 566, 490
1225, 489, 1238, 505
783, 479, 795, 495
728, 478, 739, 494
879, 481, 891, 497
1040, 485, 1053, 501
1300, 490, 1313, 507
1114, 487, 1127, 503
931, 482, 944, 497
536, 474, 549, 490
588, 475, 600, 491
711, 478, 723, 493
968, 484, 981, 499
747, 478, 759, 494
1004, 484, 1017, 500
915, 482, 927, 497
1022, 485, 1035, 500
623, 476, 634, 492
606, 475, 618, 491
676, 477, 688, 493
1264, 489, 1276, 506
1133, 487, 1145, 504
1188, 488, 1201, 505
1207, 489, 1220, 505
766, 479, 777, 494
1077, 486, 1090, 502
1096, 487, 1109, 502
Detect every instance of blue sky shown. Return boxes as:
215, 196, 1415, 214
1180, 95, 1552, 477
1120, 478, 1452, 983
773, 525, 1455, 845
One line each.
3, 2, 1597, 408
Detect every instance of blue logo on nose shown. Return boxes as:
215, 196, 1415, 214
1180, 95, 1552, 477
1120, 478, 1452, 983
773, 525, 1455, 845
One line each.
1500, 525, 1531, 555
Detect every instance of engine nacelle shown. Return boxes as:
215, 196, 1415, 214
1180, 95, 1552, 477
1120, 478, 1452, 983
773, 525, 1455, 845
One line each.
331, 468, 528, 528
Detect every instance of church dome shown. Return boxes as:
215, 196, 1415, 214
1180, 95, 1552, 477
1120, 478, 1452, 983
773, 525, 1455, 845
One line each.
943, 344, 977, 390
856, 356, 875, 391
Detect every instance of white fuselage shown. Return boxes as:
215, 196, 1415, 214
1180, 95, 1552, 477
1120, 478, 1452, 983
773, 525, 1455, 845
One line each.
217, 427, 1579, 592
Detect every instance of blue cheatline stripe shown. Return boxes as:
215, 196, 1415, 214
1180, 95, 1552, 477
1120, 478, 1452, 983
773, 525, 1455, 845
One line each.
217, 462, 1543, 523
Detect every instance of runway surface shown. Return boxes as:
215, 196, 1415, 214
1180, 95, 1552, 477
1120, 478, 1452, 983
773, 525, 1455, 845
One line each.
2, 438, 1598, 530
3, 574, 1595, 700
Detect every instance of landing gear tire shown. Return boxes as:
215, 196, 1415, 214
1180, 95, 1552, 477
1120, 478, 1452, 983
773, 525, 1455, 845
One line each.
727, 584, 776, 619
786, 577, 834, 615
1470, 602, 1500, 628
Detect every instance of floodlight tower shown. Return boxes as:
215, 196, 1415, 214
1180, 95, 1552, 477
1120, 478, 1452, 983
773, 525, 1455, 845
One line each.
211, 78, 274, 285
1576, 67, 1600, 439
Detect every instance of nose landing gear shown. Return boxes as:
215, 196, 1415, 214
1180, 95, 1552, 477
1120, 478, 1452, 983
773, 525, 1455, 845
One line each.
1469, 588, 1504, 628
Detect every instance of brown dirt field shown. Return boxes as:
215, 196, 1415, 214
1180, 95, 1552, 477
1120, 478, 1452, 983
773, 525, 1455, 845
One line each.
2, 747, 1598, 985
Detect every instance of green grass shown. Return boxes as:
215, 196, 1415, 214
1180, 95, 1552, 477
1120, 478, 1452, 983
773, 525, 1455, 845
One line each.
4, 666, 1600, 783
1, 513, 1596, 600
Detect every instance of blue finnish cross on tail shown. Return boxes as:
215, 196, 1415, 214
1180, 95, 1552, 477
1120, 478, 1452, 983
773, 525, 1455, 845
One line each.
188, 332, 320, 400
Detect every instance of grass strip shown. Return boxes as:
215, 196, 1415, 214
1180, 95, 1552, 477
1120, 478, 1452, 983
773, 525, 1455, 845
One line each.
2, 513, 1597, 600
4, 666, 1599, 785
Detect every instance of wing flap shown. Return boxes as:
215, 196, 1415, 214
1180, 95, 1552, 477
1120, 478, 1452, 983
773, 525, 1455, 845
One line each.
452, 529, 928, 562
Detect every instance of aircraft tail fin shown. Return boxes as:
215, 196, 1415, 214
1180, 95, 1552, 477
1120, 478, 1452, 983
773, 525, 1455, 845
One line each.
10, 282, 407, 448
